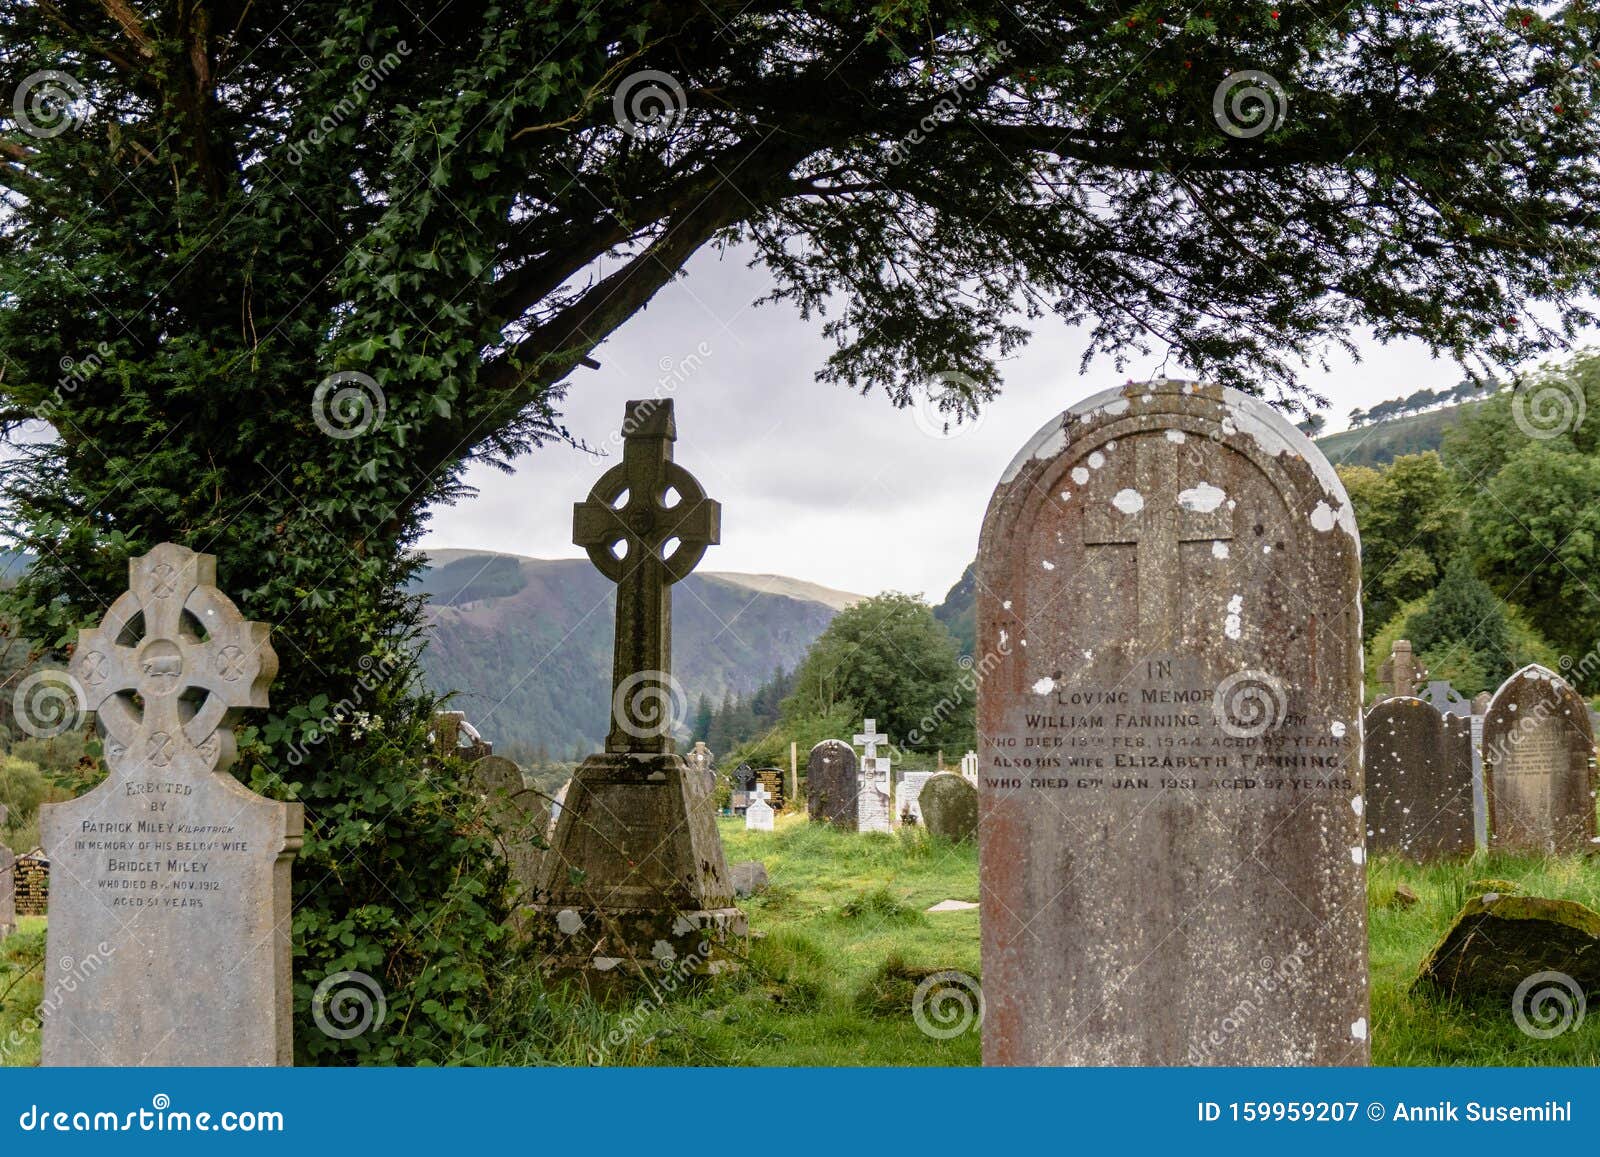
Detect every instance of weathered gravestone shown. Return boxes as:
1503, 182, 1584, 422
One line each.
1483, 664, 1598, 855
806, 740, 859, 828
1364, 697, 1474, 860
895, 770, 935, 826
919, 773, 978, 842
528, 400, 742, 979
432, 710, 492, 761
41, 543, 302, 1065
1376, 639, 1425, 701
469, 755, 550, 900
745, 783, 775, 832
686, 741, 715, 793
854, 719, 894, 834
977, 380, 1367, 1066
1419, 680, 1471, 717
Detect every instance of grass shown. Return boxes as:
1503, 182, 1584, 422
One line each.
4, 820, 1600, 1065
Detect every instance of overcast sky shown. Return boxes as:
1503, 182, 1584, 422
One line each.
419, 245, 1537, 603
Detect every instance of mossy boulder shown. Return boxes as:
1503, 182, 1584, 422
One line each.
919, 773, 978, 843
1414, 894, 1600, 1000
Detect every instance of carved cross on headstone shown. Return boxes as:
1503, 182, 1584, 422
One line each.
749, 782, 771, 807
1080, 436, 1232, 651
573, 400, 720, 753
854, 718, 890, 763
72, 543, 277, 775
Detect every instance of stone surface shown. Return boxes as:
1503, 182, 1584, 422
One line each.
729, 860, 769, 898
686, 741, 715, 793
919, 772, 979, 843
40, 543, 301, 1066
469, 755, 549, 900
432, 710, 492, 761
1364, 697, 1474, 860
853, 719, 894, 834
745, 783, 774, 832
960, 750, 979, 781
895, 770, 935, 826
977, 380, 1367, 1066
1388, 883, 1420, 909
526, 400, 742, 980
1377, 640, 1425, 701
927, 899, 980, 912
1419, 680, 1471, 717
1415, 894, 1600, 1000
1483, 664, 1598, 854
805, 740, 860, 829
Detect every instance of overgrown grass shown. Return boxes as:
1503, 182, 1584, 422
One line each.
5, 820, 1600, 1066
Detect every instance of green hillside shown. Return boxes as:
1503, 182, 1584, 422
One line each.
1313, 401, 1476, 467
415, 553, 860, 761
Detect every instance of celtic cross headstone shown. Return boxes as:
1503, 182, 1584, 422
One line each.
530, 400, 743, 980
40, 543, 302, 1065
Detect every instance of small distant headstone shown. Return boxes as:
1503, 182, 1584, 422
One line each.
896, 770, 935, 826
745, 784, 775, 832
40, 543, 302, 1065
977, 381, 1367, 1066
432, 710, 492, 761
1420, 680, 1471, 717
959, 751, 979, 782
729, 861, 769, 898
14, 850, 47, 916
1376, 640, 1425, 701
806, 740, 860, 828
1483, 664, 1598, 854
919, 773, 978, 842
686, 741, 715, 792
1472, 691, 1491, 714
469, 755, 550, 899
1363, 697, 1474, 860
853, 718, 893, 834
754, 767, 786, 811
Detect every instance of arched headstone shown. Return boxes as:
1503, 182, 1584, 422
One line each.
806, 740, 859, 828
977, 381, 1366, 1066
919, 773, 978, 842
469, 755, 550, 900
1483, 664, 1598, 854
1364, 697, 1474, 860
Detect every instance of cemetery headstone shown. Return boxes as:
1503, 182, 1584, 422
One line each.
895, 770, 935, 826
806, 740, 859, 828
469, 755, 550, 899
919, 773, 979, 842
853, 718, 894, 834
1420, 680, 1471, 717
745, 783, 775, 832
432, 710, 493, 761
41, 543, 302, 1065
686, 741, 716, 793
1376, 640, 1425, 701
756, 767, 785, 811
959, 750, 979, 782
1470, 711, 1488, 850
528, 400, 743, 979
14, 851, 47, 916
1363, 697, 1474, 860
1483, 664, 1598, 855
977, 380, 1367, 1066
1472, 691, 1491, 714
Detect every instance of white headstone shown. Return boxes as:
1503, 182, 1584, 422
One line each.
853, 719, 894, 834
959, 750, 979, 782
745, 783, 775, 832
896, 771, 936, 826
